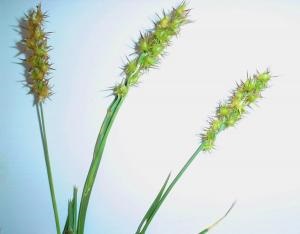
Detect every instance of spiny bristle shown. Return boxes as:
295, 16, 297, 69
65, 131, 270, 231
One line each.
201, 70, 272, 152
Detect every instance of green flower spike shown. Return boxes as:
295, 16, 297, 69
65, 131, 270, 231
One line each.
136, 71, 271, 233
21, 4, 52, 104
77, 2, 190, 234
201, 70, 271, 151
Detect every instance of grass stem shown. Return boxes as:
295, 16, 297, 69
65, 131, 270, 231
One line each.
77, 96, 125, 234
136, 144, 204, 233
36, 103, 61, 234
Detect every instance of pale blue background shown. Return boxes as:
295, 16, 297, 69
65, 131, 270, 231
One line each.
1, 0, 300, 233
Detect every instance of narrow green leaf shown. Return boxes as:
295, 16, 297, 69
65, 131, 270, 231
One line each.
63, 187, 78, 234
136, 173, 171, 233
72, 187, 78, 231
137, 145, 204, 233
68, 200, 74, 230
77, 96, 124, 234
198, 201, 236, 234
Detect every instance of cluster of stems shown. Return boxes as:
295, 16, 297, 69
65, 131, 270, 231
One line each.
17, 2, 273, 234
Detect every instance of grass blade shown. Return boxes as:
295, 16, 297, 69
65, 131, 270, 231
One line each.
198, 201, 236, 234
63, 187, 78, 234
135, 173, 171, 233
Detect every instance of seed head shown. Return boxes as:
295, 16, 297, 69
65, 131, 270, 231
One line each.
18, 4, 52, 104
201, 70, 272, 151
115, 2, 190, 94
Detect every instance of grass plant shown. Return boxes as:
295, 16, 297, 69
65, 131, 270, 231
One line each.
15, 2, 272, 234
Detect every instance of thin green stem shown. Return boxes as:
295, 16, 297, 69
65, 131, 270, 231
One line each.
36, 103, 61, 234
77, 96, 125, 234
137, 143, 204, 234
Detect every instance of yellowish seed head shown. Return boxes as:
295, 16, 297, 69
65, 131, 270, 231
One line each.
19, 4, 52, 104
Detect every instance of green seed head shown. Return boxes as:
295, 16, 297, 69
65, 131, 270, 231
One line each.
201, 71, 272, 152
117, 2, 190, 95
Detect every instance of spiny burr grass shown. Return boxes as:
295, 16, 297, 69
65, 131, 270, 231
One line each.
15, 2, 273, 234
17, 4, 61, 234
135, 71, 272, 233
77, 3, 190, 234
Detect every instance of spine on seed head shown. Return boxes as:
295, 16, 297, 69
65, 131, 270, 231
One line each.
113, 2, 190, 97
201, 71, 272, 151
21, 4, 52, 104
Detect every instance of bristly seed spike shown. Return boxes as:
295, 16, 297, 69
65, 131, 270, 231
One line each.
201, 71, 272, 152
17, 3, 53, 104
112, 3, 189, 89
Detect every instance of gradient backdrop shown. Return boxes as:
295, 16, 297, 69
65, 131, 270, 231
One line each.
1, 0, 300, 233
